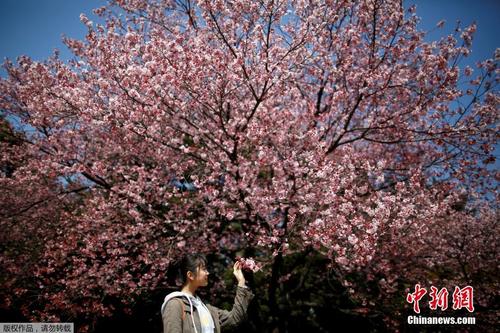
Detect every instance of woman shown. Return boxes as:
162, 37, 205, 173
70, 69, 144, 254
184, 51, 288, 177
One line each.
161, 254, 254, 333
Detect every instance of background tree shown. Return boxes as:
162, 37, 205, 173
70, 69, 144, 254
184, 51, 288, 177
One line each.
0, 0, 498, 332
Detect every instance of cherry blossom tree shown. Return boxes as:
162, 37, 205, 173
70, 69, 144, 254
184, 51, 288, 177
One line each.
1, 0, 498, 331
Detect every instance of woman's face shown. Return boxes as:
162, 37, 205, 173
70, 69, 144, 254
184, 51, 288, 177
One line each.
189, 264, 210, 287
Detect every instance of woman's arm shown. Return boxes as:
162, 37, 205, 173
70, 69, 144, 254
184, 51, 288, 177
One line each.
212, 261, 255, 330
162, 299, 183, 333
211, 285, 255, 330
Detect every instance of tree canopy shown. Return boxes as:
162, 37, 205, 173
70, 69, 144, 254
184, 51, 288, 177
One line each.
1, 0, 498, 331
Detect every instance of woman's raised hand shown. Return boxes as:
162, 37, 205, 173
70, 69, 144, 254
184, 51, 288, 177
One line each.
233, 261, 246, 287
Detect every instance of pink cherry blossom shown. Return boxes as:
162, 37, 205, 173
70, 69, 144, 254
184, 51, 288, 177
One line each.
237, 257, 261, 273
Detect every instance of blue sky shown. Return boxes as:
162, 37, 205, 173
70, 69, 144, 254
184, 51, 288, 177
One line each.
0, 0, 498, 66
0, 0, 104, 64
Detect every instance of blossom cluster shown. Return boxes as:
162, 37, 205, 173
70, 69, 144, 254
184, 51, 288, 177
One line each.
237, 257, 261, 273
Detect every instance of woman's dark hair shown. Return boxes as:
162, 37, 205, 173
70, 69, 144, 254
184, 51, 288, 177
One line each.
177, 253, 208, 286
